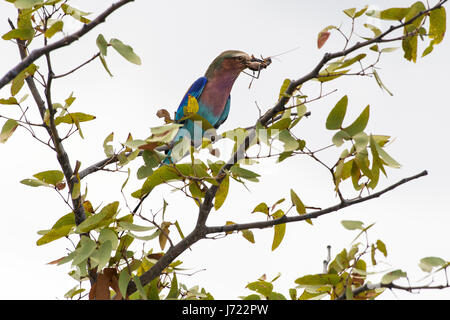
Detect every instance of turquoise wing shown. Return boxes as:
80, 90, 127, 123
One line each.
213, 95, 231, 129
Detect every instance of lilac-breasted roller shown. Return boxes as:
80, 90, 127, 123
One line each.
133, 51, 268, 213
163, 50, 268, 164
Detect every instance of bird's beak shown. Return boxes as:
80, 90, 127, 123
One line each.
246, 55, 272, 71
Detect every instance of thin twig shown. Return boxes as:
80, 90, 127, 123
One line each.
0, 0, 135, 90
53, 52, 100, 79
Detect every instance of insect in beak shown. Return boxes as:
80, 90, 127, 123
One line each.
244, 55, 272, 88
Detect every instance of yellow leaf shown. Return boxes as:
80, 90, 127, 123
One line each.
271, 210, 286, 251
185, 95, 199, 114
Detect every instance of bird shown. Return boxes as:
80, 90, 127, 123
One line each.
132, 50, 269, 214
163, 50, 269, 164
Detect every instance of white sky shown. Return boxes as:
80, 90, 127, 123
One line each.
0, 0, 449, 299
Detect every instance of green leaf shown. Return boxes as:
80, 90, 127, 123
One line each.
376, 239, 388, 257
278, 79, 291, 100
422, 41, 435, 57
143, 150, 163, 168
429, 7, 446, 44
75, 202, 119, 233
103, 132, 114, 157
214, 175, 229, 210
118, 269, 131, 298
351, 160, 363, 190
98, 228, 118, 250
367, 7, 409, 20
353, 132, 369, 152
50, 212, 76, 230
123, 139, 147, 150
241, 229, 255, 243
148, 123, 183, 143
90, 240, 112, 270
272, 209, 286, 251
20, 178, 49, 187
64, 286, 85, 299
343, 8, 356, 18
419, 257, 446, 272
72, 236, 96, 266
405, 2, 426, 26
289, 288, 297, 300
54, 112, 96, 125
372, 69, 393, 96
277, 130, 299, 152
370, 134, 401, 168
355, 151, 373, 179
36, 224, 73, 246
174, 220, 185, 239
295, 274, 341, 286
146, 278, 158, 300
0, 97, 18, 105
246, 281, 273, 297
55, 251, 76, 266
268, 117, 291, 131
277, 151, 293, 163
341, 220, 364, 230
338, 54, 367, 69
44, 0, 63, 5
129, 230, 160, 241
326, 95, 348, 130
332, 130, 351, 147
354, 6, 368, 18
290, 189, 305, 214
230, 166, 260, 182
317, 69, 350, 82
33, 170, 64, 186
381, 269, 407, 284
61, 4, 91, 24
96, 34, 108, 56
99, 54, 113, 77
243, 294, 261, 300
290, 189, 312, 225
118, 221, 155, 232
140, 164, 195, 196
114, 234, 134, 261
0, 119, 18, 143
269, 292, 287, 300
343, 105, 370, 137
110, 38, 142, 65
71, 182, 81, 200
166, 273, 179, 299
298, 290, 327, 300
10, 63, 37, 97
44, 20, 63, 38
170, 137, 191, 163
380, 47, 399, 53
14, 0, 43, 9
2, 28, 34, 41
252, 202, 269, 215
364, 23, 382, 37
402, 32, 418, 63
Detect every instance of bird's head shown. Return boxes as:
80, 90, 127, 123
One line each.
205, 50, 270, 79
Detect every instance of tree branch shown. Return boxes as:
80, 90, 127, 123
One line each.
258, 0, 448, 126
206, 170, 428, 234
0, 0, 134, 90
124, 0, 445, 296
337, 281, 450, 300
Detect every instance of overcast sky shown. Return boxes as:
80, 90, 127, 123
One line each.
1, 0, 449, 299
